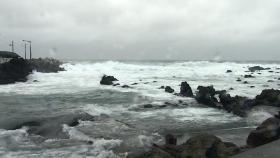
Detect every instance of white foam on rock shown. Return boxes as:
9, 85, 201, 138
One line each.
246, 109, 274, 125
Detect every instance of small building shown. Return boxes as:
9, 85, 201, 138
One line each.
0, 51, 20, 63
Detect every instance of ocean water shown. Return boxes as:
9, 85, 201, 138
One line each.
0, 60, 279, 158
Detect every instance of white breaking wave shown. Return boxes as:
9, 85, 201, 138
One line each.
0, 60, 279, 98
246, 109, 274, 125
0, 126, 122, 158
1, 60, 279, 157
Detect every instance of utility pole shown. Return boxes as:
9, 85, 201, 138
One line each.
23, 40, 32, 59
9, 41, 14, 52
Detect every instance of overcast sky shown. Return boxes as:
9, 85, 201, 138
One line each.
0, 0, 279, 61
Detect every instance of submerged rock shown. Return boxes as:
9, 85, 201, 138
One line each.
121, 85, 131, 88
247, 117, 280, 147
113, 83, 120, 86
6, 113, 95, 139
0, 58, 32, 84
165, 86, 174, 93
248, 66, 267, 72
244, 75, 255, 78
180, 81, 193, 97
100, 75, 118, 85
226, 70, 232, 73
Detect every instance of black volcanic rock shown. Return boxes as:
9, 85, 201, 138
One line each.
248, 66, 266, 72
247, 117, 280, 147
244, 74, 255, 78
195, 86, 217, 106
100, 75, 118, 85
181, 134, 240, 158
219, 94, 254, 117
255, 89, 280, 107
28, 58, 64, 73
0, 58, 32, 84
0, 51, 20, 58
226, 70, 232, 73
165, 86, 174, 93
134, 134, 240, 158
165, 134, 177, 146
179, 81, 193, 97
121, 85, 131, 88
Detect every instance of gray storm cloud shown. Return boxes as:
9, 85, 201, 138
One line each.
0, 0, 279, 60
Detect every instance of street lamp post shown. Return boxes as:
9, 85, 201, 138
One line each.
24, 43, 27, 59
23, 40, 32, 59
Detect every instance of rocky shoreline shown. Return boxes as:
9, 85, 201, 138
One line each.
1, 61, 280, 157
99, 67, 280, 158
0, 57, 64, 84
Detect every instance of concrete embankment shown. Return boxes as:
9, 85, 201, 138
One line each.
231, 140, 280, 158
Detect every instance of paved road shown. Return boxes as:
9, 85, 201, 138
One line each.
231, 140, 280, 158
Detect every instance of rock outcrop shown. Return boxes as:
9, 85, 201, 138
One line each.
0, 57, 64, 85
7, 113, 95, 139
181, 134, 240, 158
134, 134, 240, 158
0, 58, 32, 84
248, 66, 267, 72
194, 85, 256, 117
28, 58, 65, 73
254, 89, 280, 107
165, 86, 174, 93
100, 75, 118, 85
195, 86, 217, 107
218, 93, 255, 117
247, 117, 280, 147
180, 81, 193, 97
